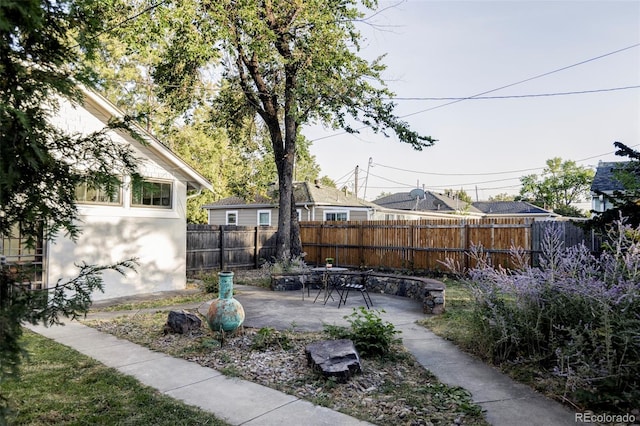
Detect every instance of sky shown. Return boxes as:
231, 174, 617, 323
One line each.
302, 0, 640, 201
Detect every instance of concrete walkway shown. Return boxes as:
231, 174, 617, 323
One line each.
27, 285, 579, 426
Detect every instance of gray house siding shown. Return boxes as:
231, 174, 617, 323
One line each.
209, 207, 278, 227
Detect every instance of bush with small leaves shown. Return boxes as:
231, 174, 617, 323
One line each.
324, 307, 401, 358
251, 327, 292, 351
446, 218, 640, 412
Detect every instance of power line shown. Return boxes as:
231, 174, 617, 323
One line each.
310, 43, 640, 142
371, 145, 640, 178
401, 43, 640, 118
391, 85, 640, 101
374, 163, 541, 177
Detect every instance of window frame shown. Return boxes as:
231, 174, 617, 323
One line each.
324, 210, 349, 221
226, 210, 239, 226
257, 210, 271, 226
75, 180, 122, 206
130, 179, 173, 209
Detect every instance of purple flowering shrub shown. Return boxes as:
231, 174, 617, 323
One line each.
449, 219, 640, 411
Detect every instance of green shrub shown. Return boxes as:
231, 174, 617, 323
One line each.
261, 255, 309, 275
190, 271, 218, 294
446, 219, 640, 412
251, 327, 292, 351
324, 307, 401, 358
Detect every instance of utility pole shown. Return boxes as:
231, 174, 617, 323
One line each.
354, 165, 359, 198
363, 157, 373, 200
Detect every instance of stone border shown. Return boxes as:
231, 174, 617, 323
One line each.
270, 271, 445, 315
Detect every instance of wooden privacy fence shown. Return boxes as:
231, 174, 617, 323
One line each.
186, 225, 277, 274
299, 218, 600, 272
186, 219, 600, 274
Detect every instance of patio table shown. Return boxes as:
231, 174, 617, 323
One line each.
310, 267, 349, 305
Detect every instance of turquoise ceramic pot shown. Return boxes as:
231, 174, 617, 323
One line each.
206, 271, 245, 332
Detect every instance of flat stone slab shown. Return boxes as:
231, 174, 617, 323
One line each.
305, 339, 362, 382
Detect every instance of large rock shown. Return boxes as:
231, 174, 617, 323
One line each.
164, 310, 202, 334
305, 339, 362, 382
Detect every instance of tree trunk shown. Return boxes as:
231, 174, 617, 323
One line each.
290, 190, 303, 257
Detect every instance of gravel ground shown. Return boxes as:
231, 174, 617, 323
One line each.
86, 269, 488, 426
87, 311, 488, 426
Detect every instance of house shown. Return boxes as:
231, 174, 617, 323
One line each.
1, 87, 213, 300
471, 201, 558, 219
373, 190, 484, 217
590, 161, 628, 213
203, 183, 479, 226
373, 190, 558, 220
203, 181, 380, 225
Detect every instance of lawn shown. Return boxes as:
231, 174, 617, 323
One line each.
0, 331, 228, 426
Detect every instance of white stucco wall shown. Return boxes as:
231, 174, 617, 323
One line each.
44, 93, 193, 300
47, 209, 187, 300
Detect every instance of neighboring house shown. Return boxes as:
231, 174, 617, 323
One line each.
373, 190, 558, 220
590, 161, 628, 213
471, 201, 558, 219
373, 190, 484, 217
1, 87, 213, 300
204, 183, 476, 226
203, 181, 379, 225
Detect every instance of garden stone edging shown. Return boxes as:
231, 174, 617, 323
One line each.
270, 271, 445, 314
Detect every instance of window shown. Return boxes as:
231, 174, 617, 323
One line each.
226, 211, 238, 225
131, 180, 172, 208
257, 210, 271, 226
324, 211, 348, 221
1, 224, 44, 288
75, 181, 121, 205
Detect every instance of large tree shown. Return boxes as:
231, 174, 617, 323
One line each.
0, 0, 138, 418
89, 2, 329, 222
151, 0, 435, 259
518, 157, 594, 216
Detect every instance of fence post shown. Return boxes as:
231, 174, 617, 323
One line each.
220, 226, 225, 271
358, 222, 364, 267
254, 226, 259, 269
464, 220, 470, 270
317, 223, 324, 265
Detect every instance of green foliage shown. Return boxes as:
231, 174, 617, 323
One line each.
324, 307, 401, 358
488, 193, 516, 201
519, 157, 594, 212
114, 0, 435, 260
553, 204, 588, 218
190, 271, 219, 294
0, 1, 145, 421
0, 0, 141, 245
261, 255, 309, 275
444, 188, 472, 204
447, 221, 640, 412
0, 259, 137, 418
251, 327, 292, 351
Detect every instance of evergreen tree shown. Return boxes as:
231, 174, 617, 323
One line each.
0, 1, 138, 419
